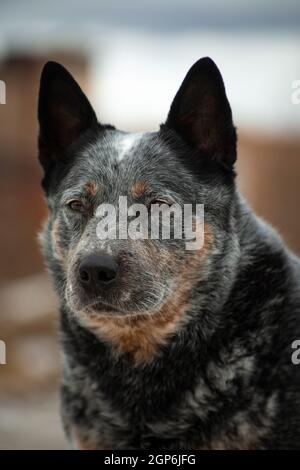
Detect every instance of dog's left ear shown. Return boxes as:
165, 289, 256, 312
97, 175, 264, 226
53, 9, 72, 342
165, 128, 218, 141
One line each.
38, 61, 98, 173
165, 57, 236, 167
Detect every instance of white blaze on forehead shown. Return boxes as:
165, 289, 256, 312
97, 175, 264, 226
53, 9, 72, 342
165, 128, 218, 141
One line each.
117, 133, 144, 162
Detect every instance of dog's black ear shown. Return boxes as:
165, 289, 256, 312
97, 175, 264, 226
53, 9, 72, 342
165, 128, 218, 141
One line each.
38, 61, 98, 173
165, 57, 236, 167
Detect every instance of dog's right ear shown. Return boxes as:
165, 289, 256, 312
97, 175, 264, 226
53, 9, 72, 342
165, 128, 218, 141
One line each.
165, 57, 236, 168
38, 61, 98, 177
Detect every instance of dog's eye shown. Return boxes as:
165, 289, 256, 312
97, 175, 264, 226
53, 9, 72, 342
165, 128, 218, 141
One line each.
66, 199, 85, 213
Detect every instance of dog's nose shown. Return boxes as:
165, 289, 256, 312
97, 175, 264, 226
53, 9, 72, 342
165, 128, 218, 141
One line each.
79, 253, 118, 290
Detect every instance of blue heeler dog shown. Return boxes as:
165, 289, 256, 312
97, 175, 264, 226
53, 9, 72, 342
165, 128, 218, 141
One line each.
37, 57, 300, 449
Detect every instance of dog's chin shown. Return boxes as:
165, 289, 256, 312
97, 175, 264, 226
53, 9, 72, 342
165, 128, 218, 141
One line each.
69, 297, 164, 319
85, 301, 126, 316
66, 283, 168, 318
84, 301, 157, 318
68, 297, 123, 316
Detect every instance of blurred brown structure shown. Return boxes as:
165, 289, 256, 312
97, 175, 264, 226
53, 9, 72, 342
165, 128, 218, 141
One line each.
237, 132, 300, 255
0, 53, 90, 281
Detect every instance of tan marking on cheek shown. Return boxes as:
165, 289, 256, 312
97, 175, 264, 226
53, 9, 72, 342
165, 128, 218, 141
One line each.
84, 181, 98, 197
51, 218, 65, 262
52, 218, 78, 270
80, 224, 214, 365
131, 180, 148, 199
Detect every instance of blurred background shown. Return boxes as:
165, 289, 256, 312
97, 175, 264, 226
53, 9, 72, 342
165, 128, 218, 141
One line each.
0, 0, 299, 449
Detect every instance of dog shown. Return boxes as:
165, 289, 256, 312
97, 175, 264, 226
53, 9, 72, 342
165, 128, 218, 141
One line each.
37, 57, 300, 449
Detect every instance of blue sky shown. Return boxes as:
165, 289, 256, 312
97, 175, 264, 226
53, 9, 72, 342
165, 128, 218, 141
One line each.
0, 0, 299, 35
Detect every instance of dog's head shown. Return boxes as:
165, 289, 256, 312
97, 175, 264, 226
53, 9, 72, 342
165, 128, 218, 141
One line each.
38, 58, 237, 321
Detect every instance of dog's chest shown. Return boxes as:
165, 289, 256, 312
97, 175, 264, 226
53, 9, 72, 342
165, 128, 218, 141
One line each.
64, 383, 265, 450
61, 352, 276, 450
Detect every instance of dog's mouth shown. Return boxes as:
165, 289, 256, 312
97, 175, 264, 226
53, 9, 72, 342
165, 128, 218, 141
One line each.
65, 280, 168, 318
66, 288, 125, 316
85, 300, 123, 315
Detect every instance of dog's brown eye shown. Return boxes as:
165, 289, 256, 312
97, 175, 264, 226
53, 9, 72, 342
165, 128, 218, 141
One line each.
67, 200, 85, 213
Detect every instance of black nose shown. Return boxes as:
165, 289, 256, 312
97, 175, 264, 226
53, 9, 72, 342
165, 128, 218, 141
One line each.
79, 253, 118, 291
